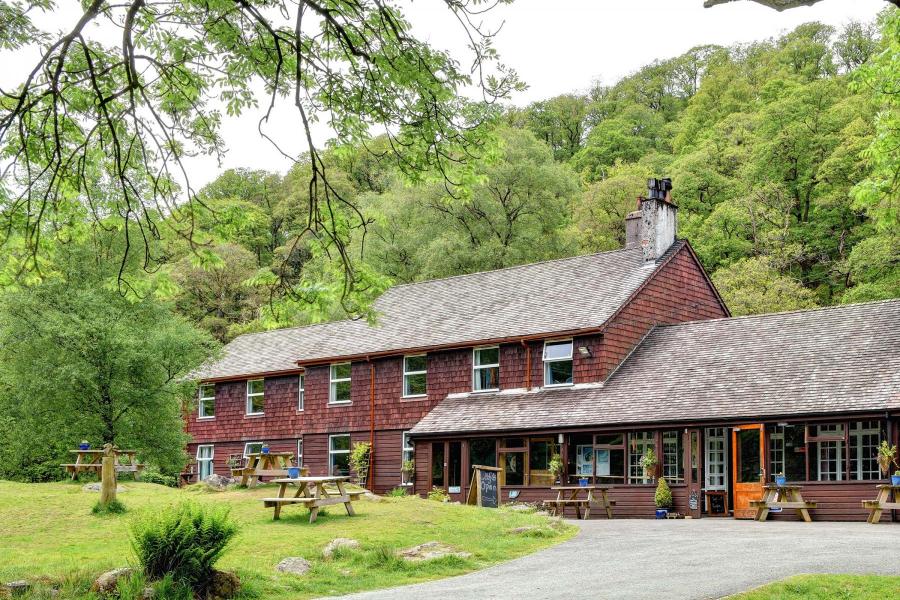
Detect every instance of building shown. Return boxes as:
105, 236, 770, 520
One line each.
187, 179, 900, 520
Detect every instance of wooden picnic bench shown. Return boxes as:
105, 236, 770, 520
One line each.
239, 452, 295, 487
750, 484, 817, 522
862, 484, 900, 524
543, 486, 615, 520
263, 476, 359, 523
61, 449, 145, 480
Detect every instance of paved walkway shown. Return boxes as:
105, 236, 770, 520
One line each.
334, 518, 900, 599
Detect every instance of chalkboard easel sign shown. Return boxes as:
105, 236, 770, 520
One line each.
705, 490, 727, 516
466, 465, 502, 508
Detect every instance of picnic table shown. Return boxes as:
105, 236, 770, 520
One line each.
262, 476, 363, 523
61, 449, 144, 480
750, 484, 817, 522
543, 486, 615, 520
862, 484, 900, 524
236, 452, 295, 487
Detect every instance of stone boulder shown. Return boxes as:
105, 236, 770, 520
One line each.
91, 568, 134, 594
207, 570, 240, 599
82, 483, 128, 493
398, 541, 472, 562
205, 474, 235, 491
322, 538, 360, 558
3, 580, 30, 596
275, 557, 311, 576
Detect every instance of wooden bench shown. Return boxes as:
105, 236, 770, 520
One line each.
751, 485, 817, 522
862, 485, 900, 524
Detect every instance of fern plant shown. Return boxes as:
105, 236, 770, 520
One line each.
130, 502, 237, 596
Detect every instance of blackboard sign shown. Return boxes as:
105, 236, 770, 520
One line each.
467, 465, 502, 508
707, 491, 726, 515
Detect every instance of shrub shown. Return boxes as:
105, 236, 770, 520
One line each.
140, 468, 178, 488
427, 486, 449, 502
92, 499, 127, 515
654, 478, 673, 508
386, 487, 409, 497
349, 442, 372, 482
131, 502, 237, 596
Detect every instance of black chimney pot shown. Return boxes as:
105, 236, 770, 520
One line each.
646, 178, 672, 201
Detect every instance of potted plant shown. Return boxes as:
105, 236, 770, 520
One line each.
261, 443, 270, 455
578, 476, 590, 487
349, 442, 372, 487
79, 440, 90, 451
639, 448, 657, 481
655, 478, 673, 518
876, 441, 897, 480
401, 458, 416, 483
893, 470, 900, 487
775, 472, 786, 486
548, 454, 564, 485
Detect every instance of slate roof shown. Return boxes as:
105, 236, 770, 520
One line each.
195, 244, 683, 380
410, 299, 900, 435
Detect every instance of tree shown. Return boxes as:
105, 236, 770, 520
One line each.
0, 0, 521, 306
0, 241, 218, 478
520, 94, 589, 162
711, 256, 818, 316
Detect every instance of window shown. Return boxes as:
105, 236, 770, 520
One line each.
330, 363, 352, 404
628, 431, 655, 484
196, 445, 214, 480
499, 438, 526, 486
246, 379, 264, 415
811, 424, 845, 481
594, 434, 626, 484
473, 347, 500, 391
198, 383, 215, 419
662, 430, 684, 483
705, 427, 727, 490
403, 355, 427, 397
431, 442, 445, 487
469, 438, 497, 468
243, 442, 264, 458
298, 374, 305, 411
329, 434, 351, 476
528, 437, 561, 486
401, 432, 415, 485
768, 424, 805, 482
850, 421, 881, 480
543, 340, 574, 387
296, 438, 303, 468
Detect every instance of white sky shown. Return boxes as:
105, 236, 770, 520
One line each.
0, 0, 887, 188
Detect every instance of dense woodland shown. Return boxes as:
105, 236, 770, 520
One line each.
0, 9, 897, 480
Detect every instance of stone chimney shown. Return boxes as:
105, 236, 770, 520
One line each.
624, 178, 677, 262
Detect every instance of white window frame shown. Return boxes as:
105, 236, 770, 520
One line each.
705, 427, 727, 490
298, 374, 305, 411
401, 431, 415, 486
246, 379, 265, 415
402, 355, 428, 398
542, 339, 574, 388
472, 346, 500, 392
814, 424, 845, 481
329, 434, 351, 476
196, 444, 214, 480
243, 442, 264, 458
296, 437, 303, 469
628, 431, 655, 484
198, 383, 215, 419
329, 363, 352, 404
850, 420, 881, 481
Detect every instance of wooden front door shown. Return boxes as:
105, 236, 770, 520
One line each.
732, 424, 765, 519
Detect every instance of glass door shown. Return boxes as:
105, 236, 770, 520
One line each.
731, 424, 765, 519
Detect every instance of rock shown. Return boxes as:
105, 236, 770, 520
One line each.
207, 570, 240, 599
275, 557, 311, 576
509, 526, 539, 534
505, 503, 534, 512
205, 474, 235, 490
361, 492, 386, 502
140, 587, 155, 600
3, 580, 29, 596
398, 541, 472, 562
322, 538, 361, 558
82, 483, 128, 493
91, 568, 134, 594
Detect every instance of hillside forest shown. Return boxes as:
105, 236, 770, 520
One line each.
0, 9, 897, 480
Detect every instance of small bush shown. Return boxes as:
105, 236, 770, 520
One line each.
654, 478, 673, 508
140, 468, 178, 488
116, 572, 193, 600
427, 486, 449, 502
92, 499, 127, 515
386, 487, 409, 497
131, 502, 238, 597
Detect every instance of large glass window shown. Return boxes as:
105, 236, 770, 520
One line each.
448, 442, 462, 493
198, 383, 215, 419
196, 445, 214, 480
499, 438, 526, 486
768, 424, 805, 482
594, 434, 625, 484
811, 424, 845, 481
543, 340, 573, 387
628, 432, 655, 484
246, 379, 264, 415
243, 442, 264, 457
662, 430, 684, 483
850, 421, 881, 480
403, 355, 427, 397
736, 428, 761, 483
298, 374, 305, 411
431, 442, 445, 488
402, 432, 415, 485
330, 363, 352, 404
705, 427, 727, 490
329, 434, 351, 476
469, 438, 496, 468
473, 347, 500, 391
528, 438, 557, 486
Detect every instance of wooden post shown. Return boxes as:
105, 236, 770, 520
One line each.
100, 443, 117, 506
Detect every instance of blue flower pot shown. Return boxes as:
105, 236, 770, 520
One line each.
891, 475, 900, 486
775, 475, 786, 486
578, 478, 589, 487
655, 509, 668, 519
261, 447, 270, 454
79, 443, 90, 451
287, 467, 300, 479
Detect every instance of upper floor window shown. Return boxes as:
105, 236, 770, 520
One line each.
198, 383, 215, 419
330, 363, 352, 404
246, 379, 264, 415
473, 346, 500, 392
403, 355, 427, 398
543, 340, 573, 387
298, 374, 305, 411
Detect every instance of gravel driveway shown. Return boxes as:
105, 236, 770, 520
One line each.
332, 518, 900, 599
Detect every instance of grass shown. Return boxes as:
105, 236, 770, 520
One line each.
0, 480, 574, 599
731, 574, 900, 599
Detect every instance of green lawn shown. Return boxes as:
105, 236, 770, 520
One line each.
0, 481, 574, 599
731, 574, 900, 599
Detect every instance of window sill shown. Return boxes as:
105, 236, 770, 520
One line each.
328, 401, 352, 407
197, 416, 215, 420
543, 383, 574, 389
471, 388, 500, 394
244, 413, 265, 418
401, 395, 427, 401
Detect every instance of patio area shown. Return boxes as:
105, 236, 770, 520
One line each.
339, 518, 900, 599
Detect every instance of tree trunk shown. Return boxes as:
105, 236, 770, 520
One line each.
100, 454, 117, 506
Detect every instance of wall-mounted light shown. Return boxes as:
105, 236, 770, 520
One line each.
558, 433, 564, 444
578, 346, 592, 358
